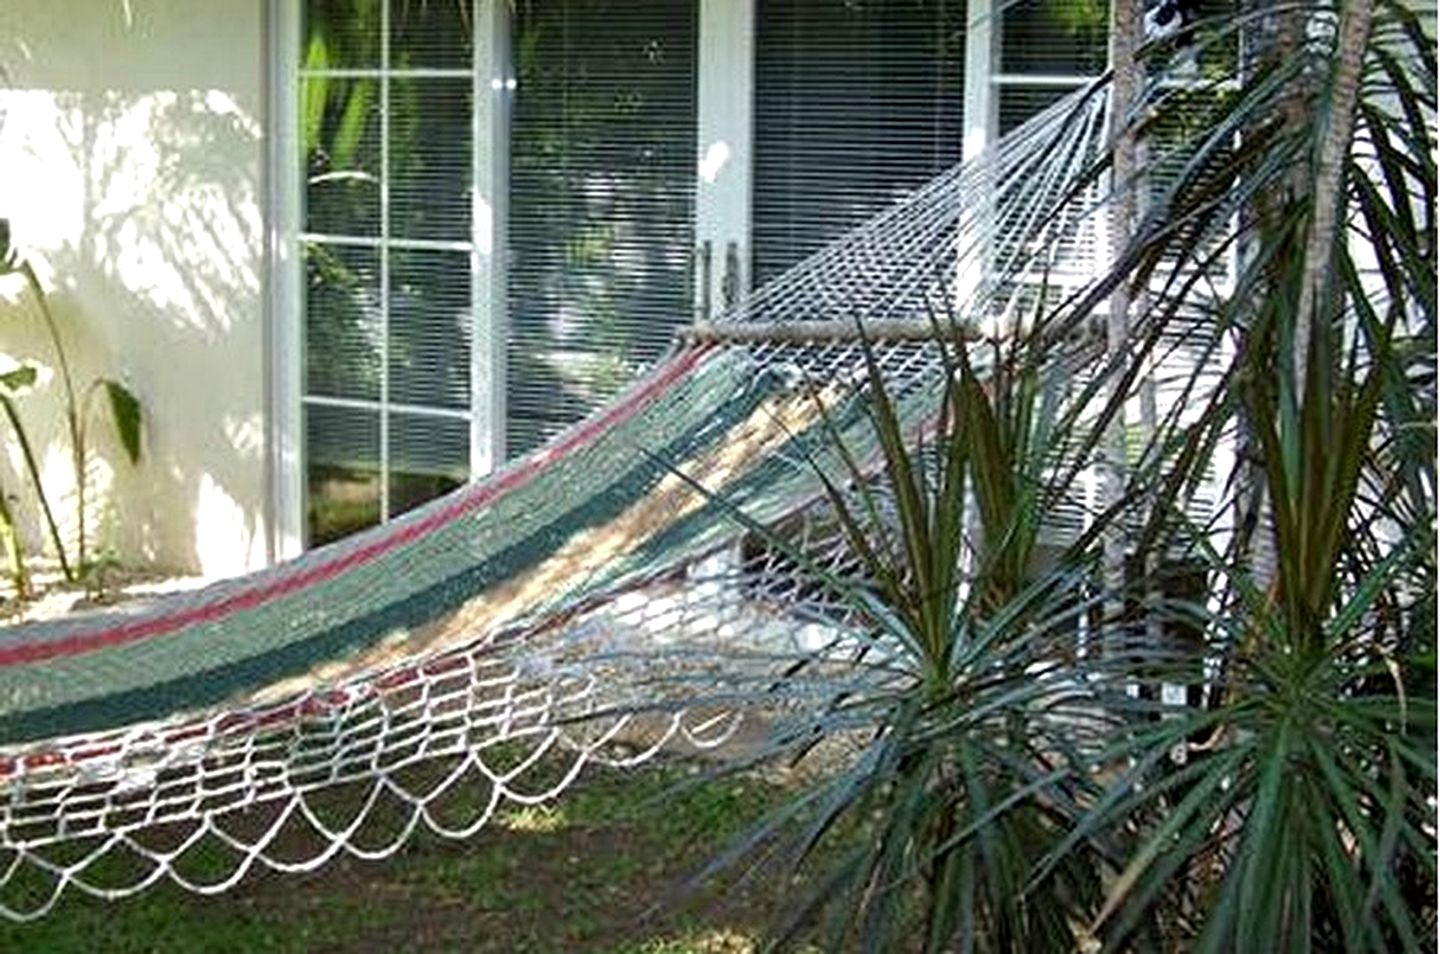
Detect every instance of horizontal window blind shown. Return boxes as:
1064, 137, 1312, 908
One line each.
993, 0, 1109, 209
999, 0, 1110, 79
300, 0, 476, 546
752, 0, 965, 287
988, 0, 1112, 290
507, 0, 698, 457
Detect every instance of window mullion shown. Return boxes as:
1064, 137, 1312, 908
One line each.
471, 0, 509, 477
379, 0, 392, 521
469, 14, 483, 481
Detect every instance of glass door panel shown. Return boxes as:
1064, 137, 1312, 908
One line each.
752, 0, 966, 285
507, 0, 698, 456
298, 0, 477, 546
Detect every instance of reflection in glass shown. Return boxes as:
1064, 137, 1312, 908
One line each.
306, 404, 381, 546
389, 249, 472, 409
305, 243, 383, 401
507, 0, 697, 457
390, 78, 473, 242
388, 413, 469, 518
302, 0, 382, 69
392, 0, 475, 69
300, 0, 481, 548
303, 76, 383, 237
999, 0, 1110, 77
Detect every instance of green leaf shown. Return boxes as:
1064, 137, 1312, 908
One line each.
101, 379, 142, 465
331, 78, 374, 172
0, 217, 14, 273
0, 364, 38, 394
302, 35, 331, 154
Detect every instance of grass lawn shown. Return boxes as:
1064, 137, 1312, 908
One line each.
0, 759, 819, 953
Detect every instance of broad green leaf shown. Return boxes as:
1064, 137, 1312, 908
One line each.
0, 364, 38, 394
0, 218, 14, 273
101, 379, 142, 465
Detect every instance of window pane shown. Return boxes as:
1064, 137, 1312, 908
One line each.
391, 0, 475, 69
1190, 0, 1241, 75
389, 248, 471, 408
390, 78, 473, 242
508, 0, 698, 457
306, 403, 381, 546
305, 242, 383, 401
1000, 0, 1110, 76
753, 0, 965, 285
388, 412, 468, 518
302, 0, 382, 69
303, 76, 383, 237
998, 85, 1074, 136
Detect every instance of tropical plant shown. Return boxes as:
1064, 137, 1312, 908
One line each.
0, 362, 62, 596
0, 219, 143, 588
660, 303, 1164, 952
0, 364, 38, 595
1046, 0, 1438, 949
668, 0, 1434, 950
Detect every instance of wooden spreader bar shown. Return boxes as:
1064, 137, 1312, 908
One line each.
680, 318, 975, 344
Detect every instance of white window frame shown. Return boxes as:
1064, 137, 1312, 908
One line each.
695, 0, 755, 315
266, 0, 304, 561
265, 0, 1070, 562
267, 0, 511, 561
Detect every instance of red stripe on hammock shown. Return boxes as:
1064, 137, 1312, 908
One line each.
0, 346, 712, 669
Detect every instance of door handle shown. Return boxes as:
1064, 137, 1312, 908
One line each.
695, 240, 712, 322
722, 240, 741, 312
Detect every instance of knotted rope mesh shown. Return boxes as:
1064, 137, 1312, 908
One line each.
0, 86, 1139, 920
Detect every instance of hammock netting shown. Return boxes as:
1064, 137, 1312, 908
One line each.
0, 85, 1189, 919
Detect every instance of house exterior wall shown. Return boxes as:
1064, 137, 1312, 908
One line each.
0, 0, 270, 578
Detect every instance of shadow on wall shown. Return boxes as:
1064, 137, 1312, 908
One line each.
0, 83, 268, 579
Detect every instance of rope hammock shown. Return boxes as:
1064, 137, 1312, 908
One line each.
0, 86, 1128, 919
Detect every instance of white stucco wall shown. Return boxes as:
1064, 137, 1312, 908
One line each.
0, 0, 268, 578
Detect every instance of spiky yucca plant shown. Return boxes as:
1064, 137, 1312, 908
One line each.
664, 308, 1152, 952
671, 2, 1433, 951
1033, 1, 1437, 949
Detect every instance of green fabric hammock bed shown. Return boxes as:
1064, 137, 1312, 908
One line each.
0, 87, 1112, 919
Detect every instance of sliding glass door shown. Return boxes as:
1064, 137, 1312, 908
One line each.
296, 0, 478, 546
281, 0, 1100, 552
287, 0, 697, 548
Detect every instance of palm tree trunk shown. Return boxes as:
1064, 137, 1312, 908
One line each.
1243, 0, 1375, 604
1102, 0, 1143, 653
1294, 0, 1376, 394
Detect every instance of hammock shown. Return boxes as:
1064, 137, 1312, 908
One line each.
0, 88, 1111, 919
